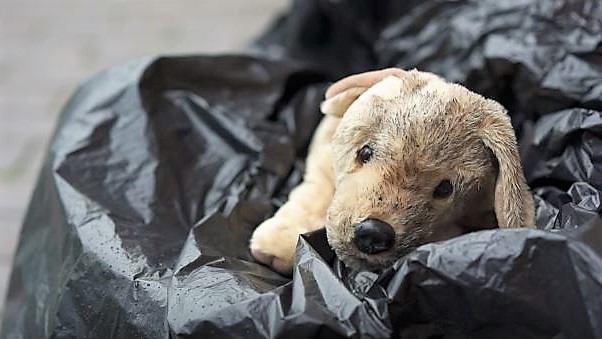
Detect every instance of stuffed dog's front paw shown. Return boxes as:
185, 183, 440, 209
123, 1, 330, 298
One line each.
250, 217, 302, 275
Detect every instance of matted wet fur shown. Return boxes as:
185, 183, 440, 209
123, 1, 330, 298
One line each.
250, 68, 535, 275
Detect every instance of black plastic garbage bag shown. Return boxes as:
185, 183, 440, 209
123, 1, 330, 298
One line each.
256, 0, 602, 125
3, 0, 602, 338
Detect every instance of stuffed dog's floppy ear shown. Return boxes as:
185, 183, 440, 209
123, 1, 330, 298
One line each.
479, 106, 535, 228
320, 87, 367, 117
320, 68, 406, 118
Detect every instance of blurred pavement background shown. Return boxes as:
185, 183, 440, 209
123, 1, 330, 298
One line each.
0, 0, 286, 319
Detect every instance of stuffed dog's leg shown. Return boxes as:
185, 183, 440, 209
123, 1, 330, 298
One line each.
250, 115, 338, 275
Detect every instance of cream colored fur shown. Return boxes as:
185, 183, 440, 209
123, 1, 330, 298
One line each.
250, 68, 535, 275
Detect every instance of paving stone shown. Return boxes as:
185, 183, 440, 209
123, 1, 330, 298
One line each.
0, 262, 11, 321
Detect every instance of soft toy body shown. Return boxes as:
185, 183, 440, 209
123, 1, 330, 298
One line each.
250, 68, 535, 275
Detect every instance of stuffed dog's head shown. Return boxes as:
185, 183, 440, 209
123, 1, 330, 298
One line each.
320, 69, 535, 270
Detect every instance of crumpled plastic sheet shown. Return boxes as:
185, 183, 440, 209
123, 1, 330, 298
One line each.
2, 0, 602, 338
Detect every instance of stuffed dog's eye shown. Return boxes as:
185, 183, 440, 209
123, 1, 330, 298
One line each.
433, 180, 453, 198
358, 145, 373, 163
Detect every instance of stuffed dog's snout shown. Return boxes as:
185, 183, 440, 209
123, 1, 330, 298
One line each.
353, 218, 395, 254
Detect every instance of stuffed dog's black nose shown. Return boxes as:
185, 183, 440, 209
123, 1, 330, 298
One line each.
353, 219, 395, 254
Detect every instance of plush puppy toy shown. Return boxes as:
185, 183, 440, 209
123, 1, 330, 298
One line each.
250, 68, 535, 275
